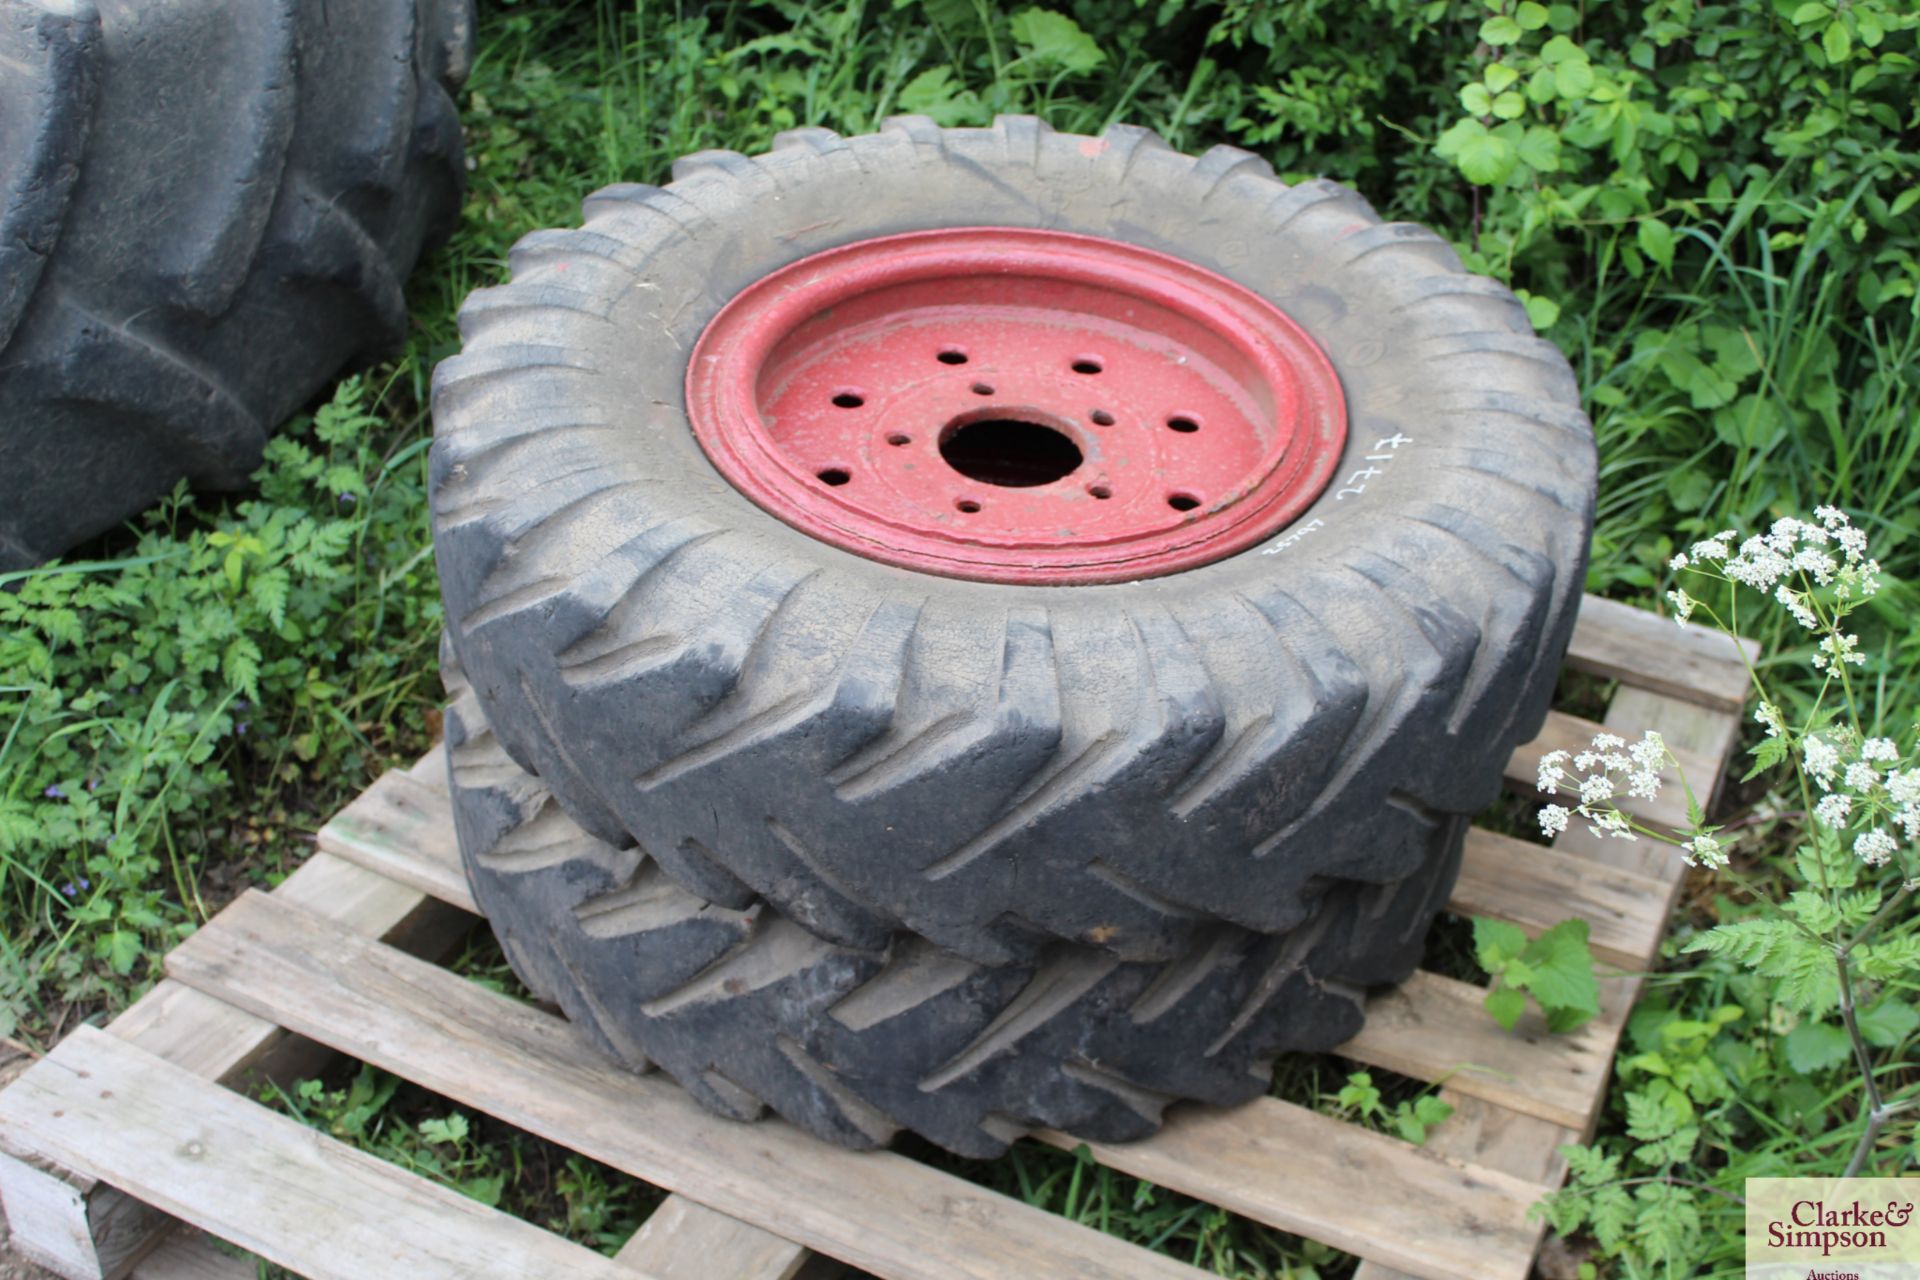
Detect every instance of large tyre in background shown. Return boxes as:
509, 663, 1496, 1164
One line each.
443, 667, 1466, 1156
432, 117, 1595, 966
0, 0, 473, 569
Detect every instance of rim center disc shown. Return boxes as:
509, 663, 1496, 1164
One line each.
685, 228, 1348, 584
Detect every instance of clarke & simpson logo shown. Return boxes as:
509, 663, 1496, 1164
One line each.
1747, 1178, 1920, 1279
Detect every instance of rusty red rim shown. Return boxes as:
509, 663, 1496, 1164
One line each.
685, 228, 1348, 584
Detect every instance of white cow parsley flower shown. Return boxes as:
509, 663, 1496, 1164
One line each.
1813, 793, 1852, 828
1861, 738, 1898, 763
1854, 828, 1898, 866
1537, 750, 1570, 796
1802, 736, 1841, 790
1774, 584, 1819, 631
1539, 804, 1571, 838
1682, 833, 1727, 870
1845, 762, 1882, 793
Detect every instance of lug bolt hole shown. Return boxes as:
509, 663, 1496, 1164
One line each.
818, 468, 851, 487
971, 383, 995, 396
1089, 484, 1112, 500
937, 349, 969, 365
1071, 359, 1103, 375
1167, 416, 1199, 433
1090, 409, 1116, 426
886, 433, 911, 446
1167, 492, 1200, 512
832, 392, 865, 409
956, 498, 982, 513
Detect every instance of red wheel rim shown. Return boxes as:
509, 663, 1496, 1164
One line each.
686, 228, 1348, 584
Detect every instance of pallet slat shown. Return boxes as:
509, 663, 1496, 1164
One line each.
0, 1029, 644, 1280
615, 1197, 810, 1280
1561, 594, 1754, 713
1339, 970, 1622, 1131
131, 1229, 270, 1280
1034, 1095, 1544, 1280
165, 890, 1207, 1280
1452, 829, 1668, 969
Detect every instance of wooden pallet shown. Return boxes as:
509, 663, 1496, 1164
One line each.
0, 594, 1754, 1280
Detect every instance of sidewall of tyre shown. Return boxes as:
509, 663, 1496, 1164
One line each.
433, 117, 1594, 966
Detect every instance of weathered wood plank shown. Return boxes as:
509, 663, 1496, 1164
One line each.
166, 891, 1204, 1280
616, 1197, 810, 1280
0, 853, 473, 1280
1562, 594, 1755, 712
1336, 970, 1616, 1131
315, 768, 470, 912
0, 1029, 644, 1280
0, 1149, 123, 1279
1034, 1093, 1545, 1280
1453, 829, 1669, 969
129, 1228, 258, 1280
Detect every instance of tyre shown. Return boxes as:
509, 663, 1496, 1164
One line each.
433, 116, 1594, 966
0, 0, 473, 569
444, 668, 1466, 1156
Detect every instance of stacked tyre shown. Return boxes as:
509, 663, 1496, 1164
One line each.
431, 117, 1596, 1156
0, 0, 472, 568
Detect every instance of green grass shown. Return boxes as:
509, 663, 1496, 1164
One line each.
4, 1, 1917, 1275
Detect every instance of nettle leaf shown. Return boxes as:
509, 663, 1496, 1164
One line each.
1474, 916, 1529, 972
1008, 9, 1105, 74
1783, 1020, 1852, 1072
1521, 919, 1601, 1019
1485, 983, 1528, 1031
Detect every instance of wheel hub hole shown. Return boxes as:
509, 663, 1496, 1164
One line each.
939, 418, 1084, 488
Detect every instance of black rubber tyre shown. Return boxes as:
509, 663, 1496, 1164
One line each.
444, 668, 1466, 1156
0, 0, 472, 569
432, 117, 1594, 966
